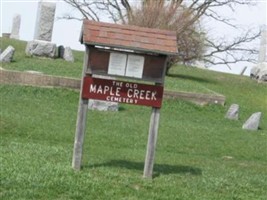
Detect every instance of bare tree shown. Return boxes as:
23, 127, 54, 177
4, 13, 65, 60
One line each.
61, 0, 260, 73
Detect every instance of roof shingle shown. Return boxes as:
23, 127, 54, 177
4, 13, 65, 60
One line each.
81, 20, 178, 55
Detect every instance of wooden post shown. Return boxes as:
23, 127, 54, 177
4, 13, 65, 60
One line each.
72, 46, 90, 170
143, 107, 161, 178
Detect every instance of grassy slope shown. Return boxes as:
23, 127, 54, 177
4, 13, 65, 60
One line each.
1, 38, 267, 200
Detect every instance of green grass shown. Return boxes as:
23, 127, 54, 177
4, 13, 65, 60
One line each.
1, 37, 267, 199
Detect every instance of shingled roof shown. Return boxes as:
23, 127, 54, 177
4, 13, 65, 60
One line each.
80, 20, 178, 55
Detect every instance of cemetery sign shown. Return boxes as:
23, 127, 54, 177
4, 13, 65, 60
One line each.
72, 20, 178, 178
82, 77, 164, 108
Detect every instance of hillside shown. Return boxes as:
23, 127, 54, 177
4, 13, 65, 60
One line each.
1, 37, 267, 199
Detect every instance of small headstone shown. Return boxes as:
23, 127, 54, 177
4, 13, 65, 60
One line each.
10, 14, 21, 39
0, 45, 15, 62
2, 33, 11, 38
225, 104, 239, 120
58, 45, 65, 58
88, 100, 119, 111
242, 112, 262, 131
88, 75, 119, 112
25, 40, 57, 58
63, 47, 74, 62
34, 1, 56, 41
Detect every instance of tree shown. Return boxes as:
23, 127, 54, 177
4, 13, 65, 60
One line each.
62, 0, 261, 73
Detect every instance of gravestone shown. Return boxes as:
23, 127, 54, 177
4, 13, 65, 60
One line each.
26, 1, 57, 58
34, 1, 56, 41
2, 33, 10, 38
242, 112, 262, 131
88, 75, 119, 112
63, 47, 74, 62
25, 40, 56, 58
0, 46, 15, 62
250, 28, 267, 81
58, 45, 65, 58
10, 14, 21, 39
225, 104, 239, 120
258, 28, 267, 63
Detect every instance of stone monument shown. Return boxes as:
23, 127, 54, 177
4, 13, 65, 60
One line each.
250, 27, 267, 82
25, 0, 57, 58
10, 14, 21, 39
25, 40, 57, 58
34, 0, 56, 41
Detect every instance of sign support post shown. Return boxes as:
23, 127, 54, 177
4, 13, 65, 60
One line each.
72, 46, 90, 170
143, 107, 161, 178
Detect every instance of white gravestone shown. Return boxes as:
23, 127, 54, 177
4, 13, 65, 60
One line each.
225, 104, 239, 120
250, 28, 267, 81
242, 112, 262, 131
258, 28, 267, 63
10, 14, 21, 40
63, 47, 74, 62
34, 1, 56, 41
0, 46, 15, 63
25, 40, 57, 58
88, 75, 119, 112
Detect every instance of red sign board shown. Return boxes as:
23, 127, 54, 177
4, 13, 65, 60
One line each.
82, 77, 163, 108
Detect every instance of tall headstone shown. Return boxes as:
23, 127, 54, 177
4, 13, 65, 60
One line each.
34, 1, 56, 41
10, 14, 21, 39
258, 28, 267, 63
250, 27, 267, 81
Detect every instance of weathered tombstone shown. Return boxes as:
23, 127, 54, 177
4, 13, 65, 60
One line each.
0, 46, 15, 62
26, 1, 57, 58
10, 14, 21, 39
258, 28, 267, 63
88, 100, 119, 111
63, 47, 74, 62
34, 1, 56, 41
25, 40, 56, 58
225, 104, 239, 120
250, 28, 267, 81
88, 75, 119, 111
72, 20, 177, 179
58, 45, 65, 58
242, 112, 262, 131
2, 33, 10, 38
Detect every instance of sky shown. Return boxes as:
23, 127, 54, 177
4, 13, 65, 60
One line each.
1, 0, 266, 76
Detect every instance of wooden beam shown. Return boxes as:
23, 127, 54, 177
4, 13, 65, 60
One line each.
72, 46, 90, 170
143, 107, 161, 178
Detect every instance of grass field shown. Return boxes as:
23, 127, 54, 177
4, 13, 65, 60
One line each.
1, 38, 267, 199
